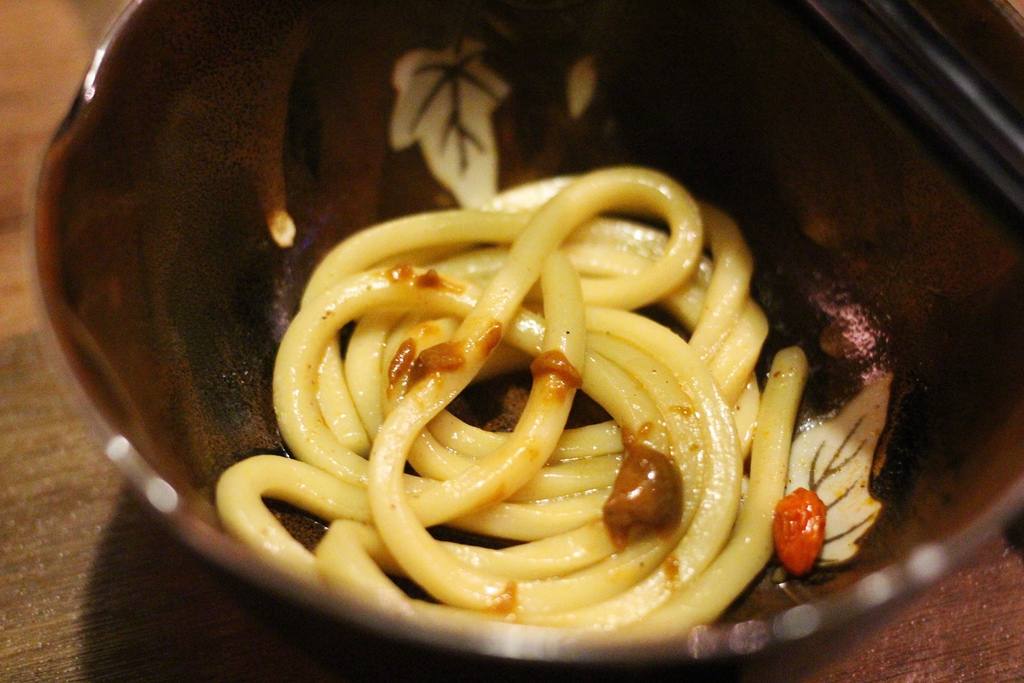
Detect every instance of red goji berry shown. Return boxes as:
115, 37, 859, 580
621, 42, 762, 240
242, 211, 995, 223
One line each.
773, 487, 826, 577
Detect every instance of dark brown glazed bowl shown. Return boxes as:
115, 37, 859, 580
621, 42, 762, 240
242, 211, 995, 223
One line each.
33, 0, 1024, 677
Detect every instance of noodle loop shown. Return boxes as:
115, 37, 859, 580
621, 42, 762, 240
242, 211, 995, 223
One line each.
215, 166, 808, 633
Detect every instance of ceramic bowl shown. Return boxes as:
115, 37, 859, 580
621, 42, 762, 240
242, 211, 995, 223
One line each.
34, 0, 1024, 678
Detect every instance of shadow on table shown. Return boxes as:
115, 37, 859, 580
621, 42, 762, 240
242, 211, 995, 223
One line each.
80, 490, 742, 683
79, 490, 344, 682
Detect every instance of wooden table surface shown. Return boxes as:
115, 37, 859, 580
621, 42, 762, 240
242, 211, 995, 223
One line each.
5, 1, 1024, 681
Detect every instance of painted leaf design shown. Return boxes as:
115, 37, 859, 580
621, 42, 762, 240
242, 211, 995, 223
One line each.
389, 40, 510, 208
786, 373, 892, 565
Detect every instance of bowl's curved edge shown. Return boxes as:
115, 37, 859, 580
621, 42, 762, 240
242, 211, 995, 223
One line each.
26, 0, 1024, 672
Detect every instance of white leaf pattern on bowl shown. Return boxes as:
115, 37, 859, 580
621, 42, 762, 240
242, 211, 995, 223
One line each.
786, 373, 892, 565
389, 41, 510, 207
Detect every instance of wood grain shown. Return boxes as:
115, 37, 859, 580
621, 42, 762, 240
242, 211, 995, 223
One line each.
3, 2, 1024, 682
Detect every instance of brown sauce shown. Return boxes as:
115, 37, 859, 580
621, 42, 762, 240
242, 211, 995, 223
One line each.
474, 320, 503, 357
414, 268, 464, 293
408, 340, 465, 386
529, 349, 583, 401
602, 423, 683, 549
487, 580, 518, 615
385, 263, 416, 282
387, 338, 417, 397
401, 321, 503, 389
384, 263, 465, 294
663, 554, 681, 585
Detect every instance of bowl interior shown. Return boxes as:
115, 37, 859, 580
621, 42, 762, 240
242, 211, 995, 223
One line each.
36, 0, 1024, 666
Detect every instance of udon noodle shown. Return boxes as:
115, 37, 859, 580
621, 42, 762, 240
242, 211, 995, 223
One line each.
216, 166, 808, 632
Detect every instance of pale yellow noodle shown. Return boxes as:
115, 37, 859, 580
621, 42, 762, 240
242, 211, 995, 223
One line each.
215, 166, 809, 635
639, 346, 808, 631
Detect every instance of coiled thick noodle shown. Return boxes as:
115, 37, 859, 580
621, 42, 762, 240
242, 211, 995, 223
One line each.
216, 166, 808, 632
